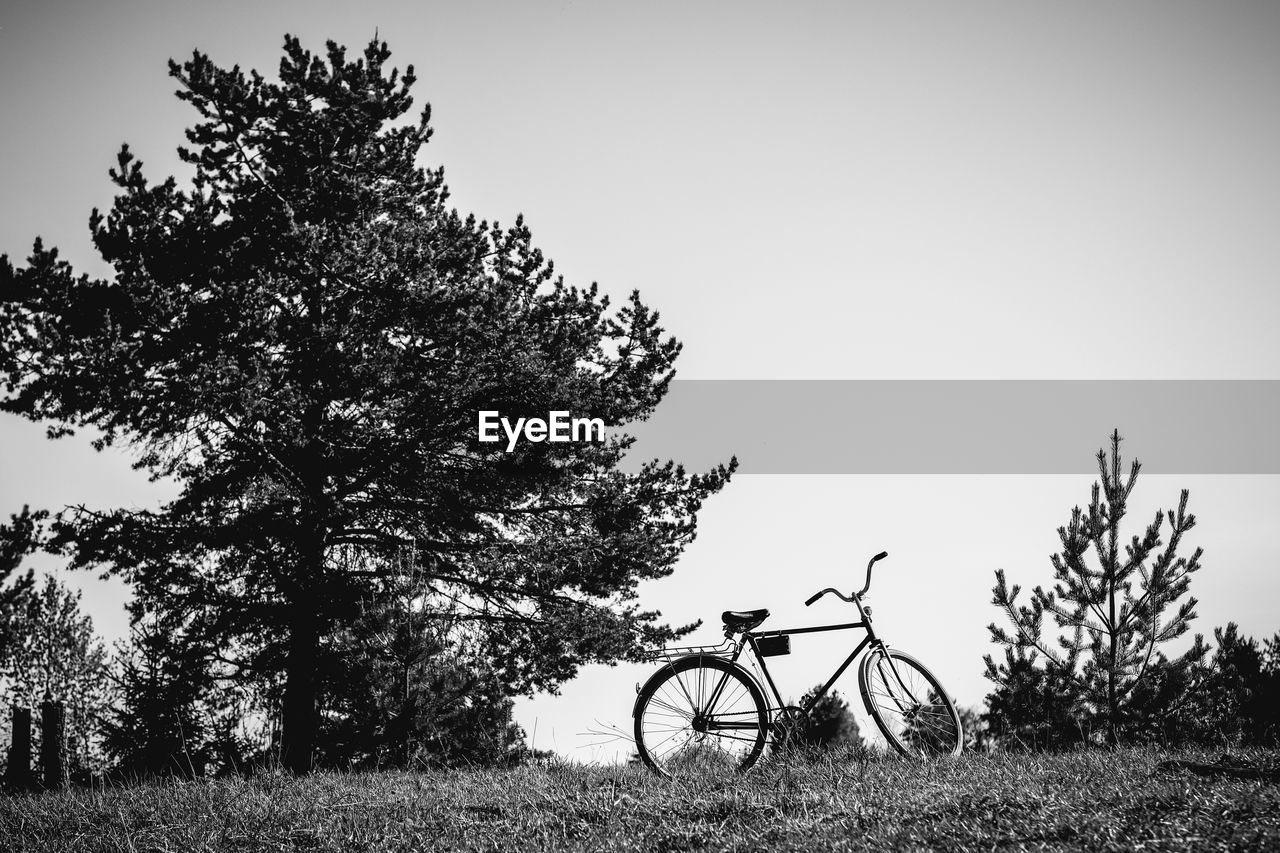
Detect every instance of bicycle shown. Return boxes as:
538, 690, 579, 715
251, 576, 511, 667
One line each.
632, 551, 963, 778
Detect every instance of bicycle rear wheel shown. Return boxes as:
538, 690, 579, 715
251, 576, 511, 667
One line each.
633, 655, 769, 778
858, 647, 963, 758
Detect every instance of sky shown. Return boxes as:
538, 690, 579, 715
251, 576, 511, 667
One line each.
1, 0, 1278, 760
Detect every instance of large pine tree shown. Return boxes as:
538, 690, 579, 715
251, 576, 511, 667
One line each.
0, 36, 733, 772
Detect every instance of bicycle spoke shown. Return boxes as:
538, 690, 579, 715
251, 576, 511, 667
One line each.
650, 730, 689, 756
647, 693, 695, 719
641, 716, 694, 732
711, 681, 747, 713
912, 714, 957, 738
670, 664, 699, 712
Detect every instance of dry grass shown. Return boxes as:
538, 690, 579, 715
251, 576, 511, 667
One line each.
1, 746, 1277, 851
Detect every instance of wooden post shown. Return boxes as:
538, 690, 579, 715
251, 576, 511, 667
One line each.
40, 699, 67, 791
4, 706, 33, 790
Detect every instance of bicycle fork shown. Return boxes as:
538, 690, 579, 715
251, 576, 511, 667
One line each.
871, 643, 923, 715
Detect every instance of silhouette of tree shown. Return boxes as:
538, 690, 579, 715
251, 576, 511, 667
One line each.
800, 686, 861, 748
101, 613, 234, 778
0, 507, 40, 669
0, 35, 733, 772
319, 561, 531, 768
0, 574, 111, 777
985, 430, 1204, 747
1165, 623, 1280, 746
772, 686, 861, 755
981, 655, 1087, 750
956, 706, 989, 752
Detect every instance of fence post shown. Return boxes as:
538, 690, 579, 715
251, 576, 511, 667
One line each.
40, 698, 67, 791
4, 705, 33, 790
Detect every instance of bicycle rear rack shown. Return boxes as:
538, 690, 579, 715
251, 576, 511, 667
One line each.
644, 638, 736, 663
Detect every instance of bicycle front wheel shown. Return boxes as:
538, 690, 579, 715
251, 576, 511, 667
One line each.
633, 655, 769, 778
859, 647, 963, 758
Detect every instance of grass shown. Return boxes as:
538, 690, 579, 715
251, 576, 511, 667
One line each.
1, 746, 1277, 852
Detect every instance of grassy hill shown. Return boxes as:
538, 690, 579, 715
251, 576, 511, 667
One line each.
2, 747, 1277, 851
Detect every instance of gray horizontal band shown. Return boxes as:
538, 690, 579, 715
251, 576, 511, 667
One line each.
621, 380, 1280, 474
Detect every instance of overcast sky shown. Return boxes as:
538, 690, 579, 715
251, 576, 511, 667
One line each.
2, 1, 1278, 760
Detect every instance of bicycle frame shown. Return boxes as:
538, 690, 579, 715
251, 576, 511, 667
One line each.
691, 595, 919, 729
743, 620, 877, 717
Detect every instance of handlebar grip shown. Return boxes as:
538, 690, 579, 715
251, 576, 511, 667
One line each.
805, 591, 823, 606
873, 551, 888, 562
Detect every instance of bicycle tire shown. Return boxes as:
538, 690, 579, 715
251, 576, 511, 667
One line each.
858, 647, 963, 758
633, 655, 769, 778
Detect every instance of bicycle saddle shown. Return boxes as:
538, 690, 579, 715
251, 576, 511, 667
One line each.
721, 609, 769, 631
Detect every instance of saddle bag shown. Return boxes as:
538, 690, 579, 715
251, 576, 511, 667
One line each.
755, 635, 791, 657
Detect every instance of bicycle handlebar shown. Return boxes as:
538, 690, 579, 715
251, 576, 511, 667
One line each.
805, 587, 850, 606
856, 551, 889, 596
804, 551, 889, 606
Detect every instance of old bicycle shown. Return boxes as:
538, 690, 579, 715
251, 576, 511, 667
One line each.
633, 552, 962, 777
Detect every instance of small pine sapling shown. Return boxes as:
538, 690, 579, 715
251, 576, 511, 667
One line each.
985, 430, 1205, 746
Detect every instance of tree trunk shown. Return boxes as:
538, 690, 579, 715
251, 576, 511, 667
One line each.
1106, 562, 1119, 747
40, 699, 67, 790
1105, 452, 1121, 750
4, 706, 33, 790
1107, 634, 1118, 747
281, 381, 329, 775
281, 485, 327, 775
281, 602, 320, 774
